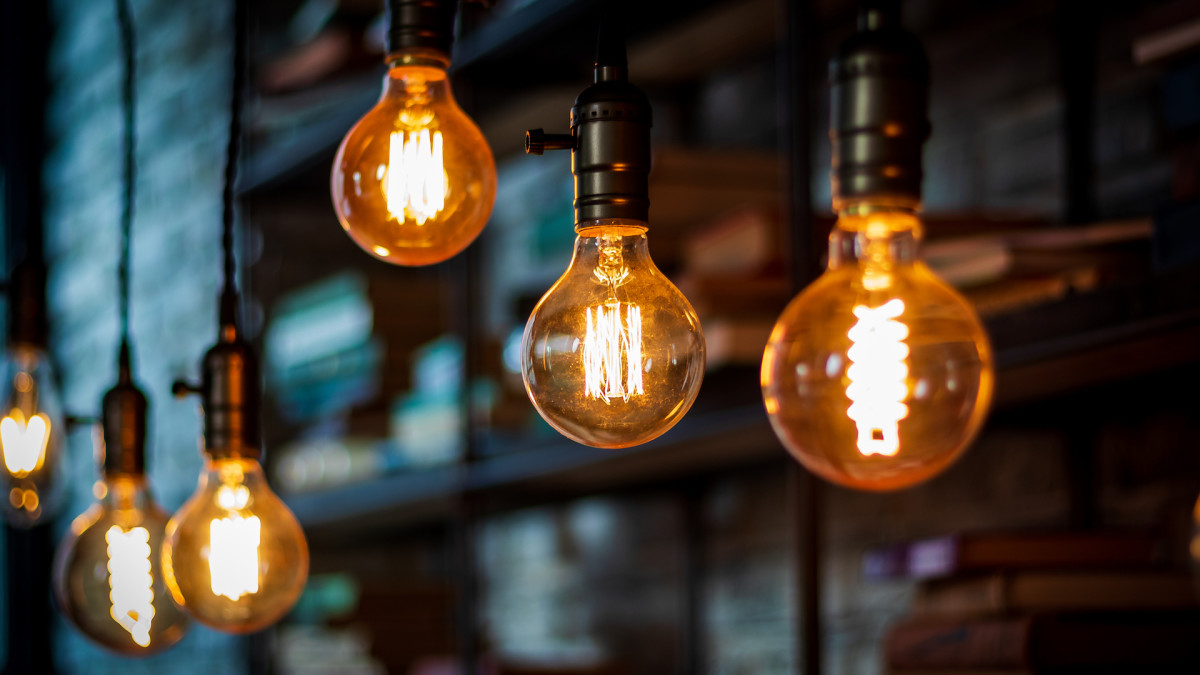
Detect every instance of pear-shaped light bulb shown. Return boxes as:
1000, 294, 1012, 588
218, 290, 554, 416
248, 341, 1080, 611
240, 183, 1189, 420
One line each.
54, 474, 190, 654
162, 456, 307, 633
331, 49, 496, 266
522, 219, 706, 448
762, 208, 993, 490
0, 345, 66, 526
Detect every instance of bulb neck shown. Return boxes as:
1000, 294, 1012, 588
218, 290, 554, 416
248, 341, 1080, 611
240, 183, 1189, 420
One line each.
828, 205, 921, 274
384, 48, 451, 72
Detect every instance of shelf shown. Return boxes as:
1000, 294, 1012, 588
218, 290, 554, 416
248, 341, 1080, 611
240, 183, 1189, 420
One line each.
286, 263, 1200, 538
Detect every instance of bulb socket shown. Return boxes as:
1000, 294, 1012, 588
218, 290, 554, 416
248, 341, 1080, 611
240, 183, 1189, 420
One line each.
199, 294, 261, 461
7, 259, 48, 348
385, 0, 457, 59
101, 344, 147, 477
568, 68, 653, 223
829, 4, 930, 211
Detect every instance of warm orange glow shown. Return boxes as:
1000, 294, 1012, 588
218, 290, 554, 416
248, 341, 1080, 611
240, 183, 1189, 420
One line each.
762, 209, 992, 491
332, 59, 496, 266
522, 223, 705, 449
162, 457, 307, 633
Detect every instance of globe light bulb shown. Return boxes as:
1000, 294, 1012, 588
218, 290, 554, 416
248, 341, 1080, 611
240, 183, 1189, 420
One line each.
761, 209, 993, 490
54, 475, 189, 654
0, 345, 65, 526
522, 219, 705, 448
162, 457, 308, 633
331, 48, 496, 265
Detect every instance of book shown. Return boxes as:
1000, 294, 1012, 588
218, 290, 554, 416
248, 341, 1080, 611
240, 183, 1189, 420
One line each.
862, 531, 1160, 581
886, 612, 1200, 670
913, 571, 1200, 616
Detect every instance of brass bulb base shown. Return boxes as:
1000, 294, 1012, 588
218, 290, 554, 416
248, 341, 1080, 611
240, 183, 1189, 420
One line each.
829, 4, 930, 212
101, 342, 148, 477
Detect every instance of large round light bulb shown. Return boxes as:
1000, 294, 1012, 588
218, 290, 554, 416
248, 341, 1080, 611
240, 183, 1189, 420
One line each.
762, 209, 993, 491
54, 475, 189, 654
522, 220, 705, 448
331, 50, 496, 266
162, 457, 308, 633
0, 345, 66, 526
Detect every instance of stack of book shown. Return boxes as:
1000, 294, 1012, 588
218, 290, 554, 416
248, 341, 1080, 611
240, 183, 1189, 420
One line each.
866, 531, 1200, 674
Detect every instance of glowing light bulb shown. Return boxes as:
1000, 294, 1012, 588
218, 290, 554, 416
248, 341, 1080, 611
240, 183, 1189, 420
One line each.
0, 345, 65, 526
522, 220, 705, 449
162, 457, 308, 633
761, 209, 993, 491
53, 476, 189, 654
332, 50, 496, 266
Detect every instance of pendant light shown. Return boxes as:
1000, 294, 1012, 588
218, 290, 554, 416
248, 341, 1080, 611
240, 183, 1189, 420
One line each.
761, 1, 993, 491
331, 0, 497, 266
519, 11, 706, 449
161, 0, 309, 633
53, 0, 190, 653
0, 259, 65, 526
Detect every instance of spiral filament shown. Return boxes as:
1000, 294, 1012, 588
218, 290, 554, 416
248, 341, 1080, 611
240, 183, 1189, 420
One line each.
105, 526, 155, 647
209, 485, 260, 601
385, 128, 445, 225
583, 301, 644, 403
0, 409, 50, 477
846, 299, 910, 456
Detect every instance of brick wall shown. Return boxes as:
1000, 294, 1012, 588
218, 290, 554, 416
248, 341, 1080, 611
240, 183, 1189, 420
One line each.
42, 0, 244, 670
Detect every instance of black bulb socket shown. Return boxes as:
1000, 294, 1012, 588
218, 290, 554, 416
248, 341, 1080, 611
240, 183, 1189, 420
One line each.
386, 0, 457, 59
829, 4, 930, 211
101, 343, 148, 477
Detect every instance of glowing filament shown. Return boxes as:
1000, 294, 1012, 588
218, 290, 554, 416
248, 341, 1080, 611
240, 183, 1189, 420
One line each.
583, 301, 644, 403
385, 128, 445, 224
105, 526, 154, 648
0, 410, 50, 477
846, 299, 909, 456
209, 485, 260, 601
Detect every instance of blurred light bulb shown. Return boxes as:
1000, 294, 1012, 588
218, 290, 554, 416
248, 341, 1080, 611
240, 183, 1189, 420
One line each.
0, 345, 65, 526
522, 220, 705, 448
761, 209, 993, 490
54, 475, 189, 654
162, 457, 308, 633
332, 50, 496, 266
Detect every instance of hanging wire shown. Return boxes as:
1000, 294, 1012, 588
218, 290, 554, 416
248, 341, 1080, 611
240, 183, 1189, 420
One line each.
115, 0, 136, 359
221, 0, 247, 312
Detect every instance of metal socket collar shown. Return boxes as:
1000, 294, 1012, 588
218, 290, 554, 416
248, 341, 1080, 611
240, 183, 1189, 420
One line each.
386, 0, 457, 59
525, 66, 653, 224
829, 7, 930, 211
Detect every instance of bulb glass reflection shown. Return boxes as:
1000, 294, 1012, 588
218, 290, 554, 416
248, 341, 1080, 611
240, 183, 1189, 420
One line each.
163, 457, 307, 633
0, 345, 65, 526
761, 208, 993, 490
54, 475, 189, 654
332, 50, 496, 266
522, 220, 705, 448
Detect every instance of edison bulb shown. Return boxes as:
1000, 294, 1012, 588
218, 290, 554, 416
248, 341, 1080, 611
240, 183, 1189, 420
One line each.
522, 220, 705, 448
332, 49, 496, 266
162, 457, 307, 633
762, 209, 992, 491
0, 345, 65, 526
54, 475, 189, 654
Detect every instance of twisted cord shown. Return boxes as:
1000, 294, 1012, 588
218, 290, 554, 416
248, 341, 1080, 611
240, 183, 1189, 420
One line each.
116, 0, 136, 357
222, 0, 247, 301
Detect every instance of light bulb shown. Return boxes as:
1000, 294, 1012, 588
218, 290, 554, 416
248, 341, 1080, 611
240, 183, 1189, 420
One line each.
54, 475, 189, 654
331, 49, 496, 266
761, 209, 993, 490
522, 220, 706, 448
162, 457, 308, 633
0, 345, 65, 526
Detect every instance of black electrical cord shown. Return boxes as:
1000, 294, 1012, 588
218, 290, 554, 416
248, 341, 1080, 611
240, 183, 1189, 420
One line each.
220, 0, 247, 326
115, 0, 136, 366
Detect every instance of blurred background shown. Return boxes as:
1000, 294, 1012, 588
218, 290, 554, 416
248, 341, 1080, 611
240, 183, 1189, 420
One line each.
3, 0, 1200, 673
